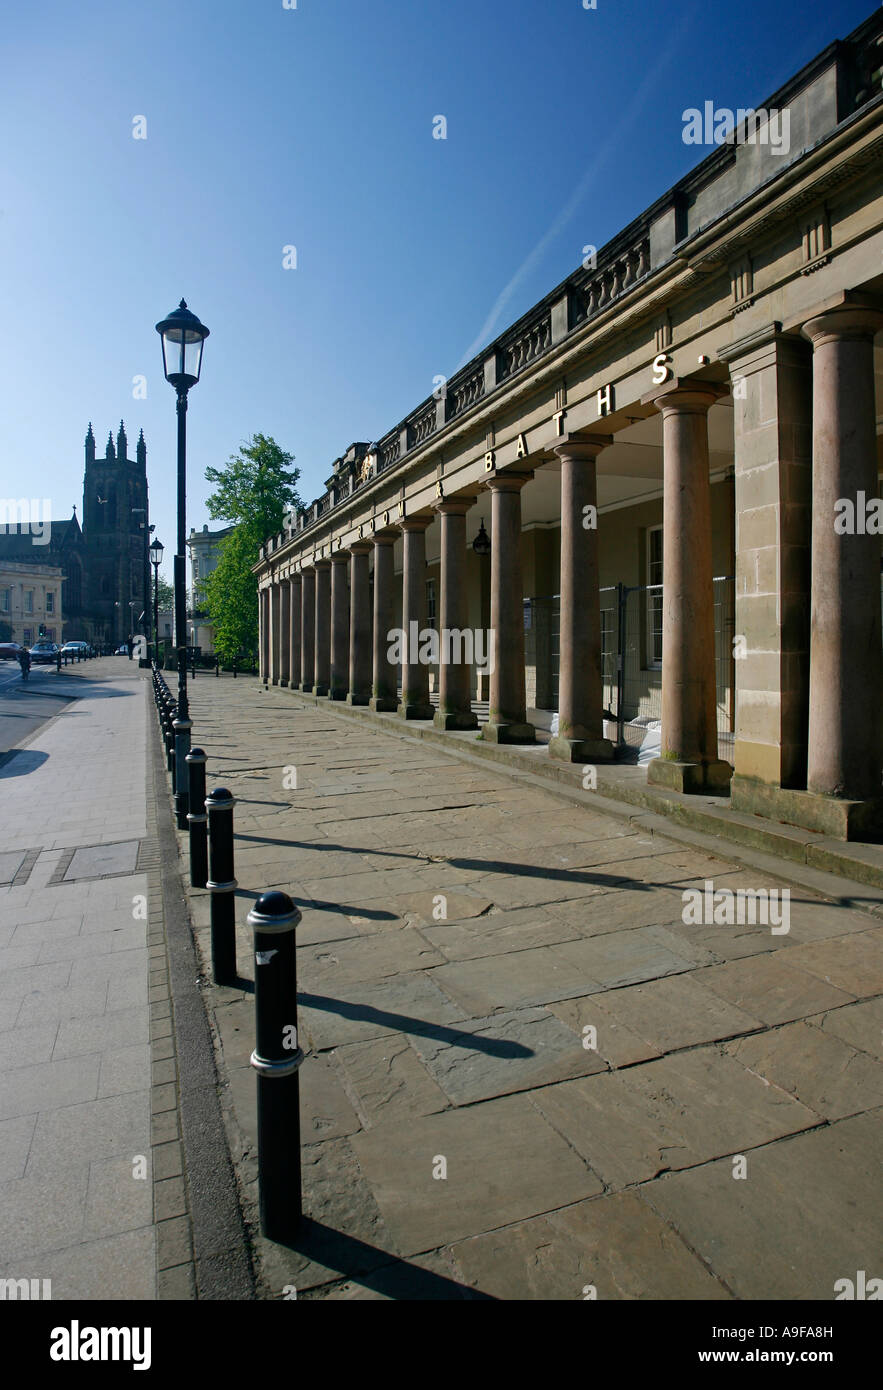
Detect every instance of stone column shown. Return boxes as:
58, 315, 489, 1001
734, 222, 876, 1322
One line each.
642, 377, 731, 792
719, 327, 812, 801
433, 497, 478, 729
550, 435, 615, 762
299, 567, 315, 693
483, 473, 535, 743
329, 552, 350, 700
347, 542, 373, 705
801, 300, 883, 806
288, 574, 302, 689
269, 578, 281, 686
279, 577, 291, 687
369, 532, 398, 711
313, 559, 331, 696
259, 586, 270, 683
397, 517, 434, 720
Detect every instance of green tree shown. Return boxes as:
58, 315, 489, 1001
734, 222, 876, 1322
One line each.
203, 435, 301, 663
154, 576, 174, 611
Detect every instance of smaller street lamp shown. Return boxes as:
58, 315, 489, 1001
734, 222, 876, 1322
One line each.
150, 537, 164, 664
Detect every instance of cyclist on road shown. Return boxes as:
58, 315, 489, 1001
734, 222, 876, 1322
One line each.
18, 648, 31, 681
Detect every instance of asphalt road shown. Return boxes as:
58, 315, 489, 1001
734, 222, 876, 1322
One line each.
0, 659, 76, 761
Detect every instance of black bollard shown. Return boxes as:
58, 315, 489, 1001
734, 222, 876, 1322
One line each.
205, 788, 237, 984
215, 657, 220, 678
248, 891, 303, 1243
186, 748, 209, 889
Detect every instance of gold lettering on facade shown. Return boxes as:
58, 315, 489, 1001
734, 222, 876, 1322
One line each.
484, 450, 496, 472
553, 409, 567, 435
515, 433, 528, 459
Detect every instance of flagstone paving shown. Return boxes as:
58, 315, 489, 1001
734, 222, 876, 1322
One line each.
184, 677, 883, 1301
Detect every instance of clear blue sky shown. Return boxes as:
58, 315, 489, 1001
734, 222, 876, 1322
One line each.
0, 0, 872, 584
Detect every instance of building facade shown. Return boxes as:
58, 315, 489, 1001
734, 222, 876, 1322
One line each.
0, 423, 151, 647
0, 562, 64, 646
186, 523, 233, 654
255, 10, 883, 842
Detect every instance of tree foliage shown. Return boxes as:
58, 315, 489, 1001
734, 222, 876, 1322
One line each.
203, 435, 301, 663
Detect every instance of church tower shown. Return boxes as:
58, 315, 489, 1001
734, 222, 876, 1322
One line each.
82, 422, 150, 645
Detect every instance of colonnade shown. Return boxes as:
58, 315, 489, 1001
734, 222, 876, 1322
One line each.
258, 299, 882, 815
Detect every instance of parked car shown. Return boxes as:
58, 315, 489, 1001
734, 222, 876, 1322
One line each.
62, 641, 89, 657
29, 641, 61, 664
0, 641, 24, 659
115, 644, 128, 655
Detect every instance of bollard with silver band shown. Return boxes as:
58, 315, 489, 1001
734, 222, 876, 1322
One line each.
185, 748, 209, 889
205, 787, 237, 984
248, 891, 303, 1242
173, 714, 192, 829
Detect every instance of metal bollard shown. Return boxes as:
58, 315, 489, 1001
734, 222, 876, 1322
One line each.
173, 714, 191, 829
205, 788, 237, 984
248, 891, 303, 1243
215, 658, 220, 678
186, 748, 208, 889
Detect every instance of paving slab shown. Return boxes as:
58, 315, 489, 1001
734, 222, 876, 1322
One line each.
350, 1093, 603, 1255
699, 954, 856, 1024
643, 1111, 883, 1299
550, 973, 762, 1063
725, 1022, 883, 1120
529, 1048, 820, 1189
451, 1191, 731, 1301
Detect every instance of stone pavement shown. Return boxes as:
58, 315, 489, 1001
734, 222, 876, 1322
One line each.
0, 659, 195, 1299
183, 675, 883, 1301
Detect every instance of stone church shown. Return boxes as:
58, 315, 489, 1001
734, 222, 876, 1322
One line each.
0, 422, 151, 646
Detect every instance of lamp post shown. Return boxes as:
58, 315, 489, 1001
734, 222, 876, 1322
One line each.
150, 537, 164, 665
156, 299, 210, 830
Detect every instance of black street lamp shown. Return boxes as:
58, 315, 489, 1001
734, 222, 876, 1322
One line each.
156, 299, 210, 829
150, 536, 164, 666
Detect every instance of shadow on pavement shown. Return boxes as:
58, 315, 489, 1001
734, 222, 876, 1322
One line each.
0, 748, 50, 777
298, 991, 532, 1058
276, 1218, 494, 1300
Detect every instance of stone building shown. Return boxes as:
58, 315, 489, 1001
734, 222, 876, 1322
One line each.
0, 423, 151, 646
0, 561, 64, 646
255, 9, 883, 841
187, 523, 234, 654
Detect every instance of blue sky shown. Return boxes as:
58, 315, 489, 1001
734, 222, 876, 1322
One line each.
0, 0, 872, 583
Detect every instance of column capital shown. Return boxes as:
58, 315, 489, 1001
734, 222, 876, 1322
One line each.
434, 493, 478, 516
313, 556, 332, 570
371, 528, 398, 546
482, 470, 533, 493
642, 376, 729, 414
801, 298, 883, 347
397, 514, 433, 533
347, 540, 373, 556
553, 432, 613, 463
329, 549, 349, 565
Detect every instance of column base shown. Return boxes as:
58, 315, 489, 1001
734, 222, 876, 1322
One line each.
434, 708, 479, 731
647, 757, 733, 794
398, 702, 434, 720
279, 678, 289, 688
314, 683, 329, 697
549, 734, 614, 763
732, 775, 883, 841
329, 688, 348, 701
346, 692, 371, 707
298, 681, 313, 694
484, 721, 536, 745
369, 695, 398, 712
